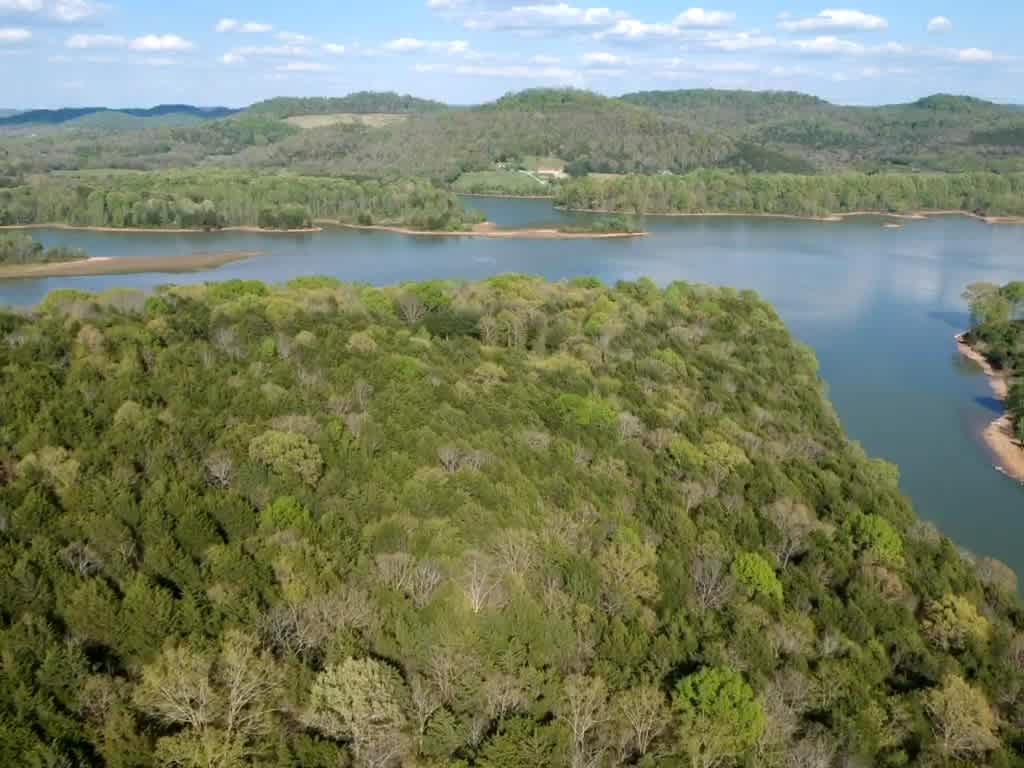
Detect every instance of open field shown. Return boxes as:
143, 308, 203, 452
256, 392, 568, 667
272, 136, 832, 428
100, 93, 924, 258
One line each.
284, 113, 410, 129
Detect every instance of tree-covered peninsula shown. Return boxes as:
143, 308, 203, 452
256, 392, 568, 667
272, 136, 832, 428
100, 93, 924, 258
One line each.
0, 276, 1020, 768
555, 170, 1024, 219
0, 172, 484, 232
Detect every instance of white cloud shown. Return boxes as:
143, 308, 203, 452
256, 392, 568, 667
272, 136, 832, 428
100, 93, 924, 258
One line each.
0, 25, 29, 42
66, 33, 124, 49
129, 34, 194, 52
927, 16, 952, 34
464, 3, 623, 33
581, 51, 626, 66
956, 47, 993, 63
384, 37, 470, 55
531, 54, 560, 64
791, 35, 865, 54
0, 0, 104, 22
702, 31, 778, 51
217, 18, 273, 33
779, 9, 888, 32
598, 19, 677, 41
323, 43, 346, 54
241, 22, 272, 33
220, 52, 244, 64
427, 0, 461, 7
277, 60, 331, 71
215, 18, 238, 32
234, 44, 309, 57
674, 8, 735, 28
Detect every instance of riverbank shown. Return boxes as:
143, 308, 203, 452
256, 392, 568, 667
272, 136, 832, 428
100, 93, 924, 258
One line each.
554, 207, 1024, 225
0, 251, 262, 280
955, 333, 1024, 483
456, 192, 557, 200
325, 221, 647, 239
0, 223, 322, 234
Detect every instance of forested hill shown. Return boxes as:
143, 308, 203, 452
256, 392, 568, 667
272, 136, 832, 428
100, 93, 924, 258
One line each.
4, 88, 1024, 176
246, 92, 448, 119
1, 276, 1021, 767
0, 105, 238, 128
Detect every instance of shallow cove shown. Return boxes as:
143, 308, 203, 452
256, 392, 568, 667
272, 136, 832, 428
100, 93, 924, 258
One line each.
3, 198, 1024, 577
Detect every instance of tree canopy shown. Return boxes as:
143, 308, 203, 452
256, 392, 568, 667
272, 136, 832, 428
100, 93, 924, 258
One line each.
0, 276, 1019, 767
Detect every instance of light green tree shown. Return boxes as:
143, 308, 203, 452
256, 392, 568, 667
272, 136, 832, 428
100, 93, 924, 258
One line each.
925, 675, 998, 762
134, 631, 282, 768
248, 430, 323, 486
673, 667, 765, 768
922, 594, 991, 651
731, 552, 783, 602
304, 657, 410, 768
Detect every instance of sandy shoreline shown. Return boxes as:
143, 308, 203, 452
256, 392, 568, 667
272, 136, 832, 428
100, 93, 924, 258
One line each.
456, 192, 557, 200
324, 221, 647, 240
955, 333, 1024, 483
555, 207, 1024, 226
0, 223, 322, 234
0, 251, 262, 280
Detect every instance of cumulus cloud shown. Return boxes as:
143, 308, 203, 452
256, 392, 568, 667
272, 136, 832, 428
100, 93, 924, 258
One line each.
956, 47, 993, 63
581, 51, 626, 66
779, 9, 888, 32
323, 43, 346, 54
232, 44, 309, 58
0, 25, 29, 42
927, 16, 952, 34
241, 22, 272, 33
791, 35, 865, 55
452, 62, 583, 85
0, 0, 104, 23
674, 8, 735, 28
129, 34, 194, 52
384, 37, 470, 55
66, 33, 124, 49
701, 31, 778, 51
220, 52, 244, 64
215, 18, 238, 32
463, 3, 623, 33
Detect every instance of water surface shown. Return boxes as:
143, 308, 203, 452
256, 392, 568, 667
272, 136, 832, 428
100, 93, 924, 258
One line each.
5, 202, 1023, 575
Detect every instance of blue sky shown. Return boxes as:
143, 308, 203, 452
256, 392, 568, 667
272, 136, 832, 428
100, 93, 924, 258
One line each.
1, 1, 1022, 108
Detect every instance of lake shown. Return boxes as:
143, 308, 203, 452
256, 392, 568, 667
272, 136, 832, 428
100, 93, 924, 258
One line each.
4, 197, 1024, 576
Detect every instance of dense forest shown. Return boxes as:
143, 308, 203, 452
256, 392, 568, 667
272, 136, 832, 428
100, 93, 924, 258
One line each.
6, 89, 1024, 179
1, 276, 1021, 767
247, 93, 448, 120
0, 233, 84, 265
555, 171, 1024, 218
962, 282, 1024, 440
0, 172, 483, 231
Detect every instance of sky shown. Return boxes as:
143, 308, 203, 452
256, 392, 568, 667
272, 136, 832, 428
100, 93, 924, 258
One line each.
0, 1, 1022, 108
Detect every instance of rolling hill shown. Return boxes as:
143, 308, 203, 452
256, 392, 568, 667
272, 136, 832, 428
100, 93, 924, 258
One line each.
0, 104, 239, 129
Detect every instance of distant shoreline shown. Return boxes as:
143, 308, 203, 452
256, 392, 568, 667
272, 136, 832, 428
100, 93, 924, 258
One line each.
955, 333, 1024, 484
456, 192, 557, 200
0, 223, 323, 234
0, 251, 261, 280
554, 207, 1024, 225
326, 221, 647, 239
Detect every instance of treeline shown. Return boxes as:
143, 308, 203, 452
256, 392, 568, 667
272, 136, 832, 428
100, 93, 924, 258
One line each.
556, 170, 1024, 217
0, 172, 484, 231
963, 282, 1024, 440
248, 92, 448, 119
0, 276, 1020, 767
0, 233, 84, 265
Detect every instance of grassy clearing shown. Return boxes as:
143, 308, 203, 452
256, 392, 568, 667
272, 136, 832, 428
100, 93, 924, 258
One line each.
452, 170, 555, 197
284, 113, 410, 129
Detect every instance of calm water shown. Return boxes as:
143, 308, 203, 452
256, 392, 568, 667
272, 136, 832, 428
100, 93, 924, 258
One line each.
4, 199, 1024, 575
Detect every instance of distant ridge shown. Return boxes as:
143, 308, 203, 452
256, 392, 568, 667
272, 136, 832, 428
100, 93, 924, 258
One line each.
0, 104, 239, 128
